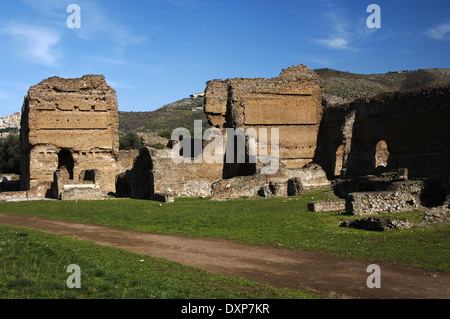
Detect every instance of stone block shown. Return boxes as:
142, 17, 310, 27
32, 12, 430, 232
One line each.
308, 200, 346, 212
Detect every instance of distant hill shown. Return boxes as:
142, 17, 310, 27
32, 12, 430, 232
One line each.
315, 68, 450, 105
117, 68, 450, 135
119, 97, 207, 138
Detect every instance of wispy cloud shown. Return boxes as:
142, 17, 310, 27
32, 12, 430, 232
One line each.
0, 23, 61, 65
314, 10, 357, 52
21, 0, 146, 46
426, 23, 450, 40
313, 3, 382, 53
316, 37, 351, 51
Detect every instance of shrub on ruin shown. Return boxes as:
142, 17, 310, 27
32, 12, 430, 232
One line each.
119, 131, 143, 150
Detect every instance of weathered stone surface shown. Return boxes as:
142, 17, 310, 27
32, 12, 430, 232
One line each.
211, 175, 267, 201
211, 163, 330, 201
204, 79, 228, 115
138, 132, 170, 148
339, 217, 412, 231
60, 185, 108, 201
345, 180, 424, 215
268, 180, 288, 197
0, 181, 53, 202
0, 191, 28, 202
308, 200, 346, 212
117, 147, 223, 199
418, 205, 450, 226
284, 163, 331, 190
204, 65, 323, 172
287, 178, 304, 196
315, 85, 450, 182
20, 75, 120, 195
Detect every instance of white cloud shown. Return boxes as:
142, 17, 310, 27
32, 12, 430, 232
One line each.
314, 10, 356, 52
21, 0, 145, 46
315, 37, 351, 51
426, 23, 450, 40
0, 23, 61, 65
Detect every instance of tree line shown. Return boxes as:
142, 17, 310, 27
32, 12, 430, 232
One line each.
0, 134, 20, 174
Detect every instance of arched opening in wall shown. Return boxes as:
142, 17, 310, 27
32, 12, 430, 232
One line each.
375, 140, 390, 168
58, 149, 74, 181
334, 144, 345, 177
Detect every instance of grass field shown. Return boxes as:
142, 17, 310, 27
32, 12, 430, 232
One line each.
1, 189, 449, 272
0, 224, 320, 299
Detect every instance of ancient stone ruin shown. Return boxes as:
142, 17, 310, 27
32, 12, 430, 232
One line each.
201, 65, 331, 200
315, 84, 450, 216
204, 64, 323, 172
19, 75, 120, 200
0, 65, 448, 222
113, 65, 331, 201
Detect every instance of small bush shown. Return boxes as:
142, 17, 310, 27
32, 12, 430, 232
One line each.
119, 132, 142, 150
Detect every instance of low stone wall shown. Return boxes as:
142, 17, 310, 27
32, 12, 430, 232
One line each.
346, 180, 424, 215
210, 163, 331, 201
211, 175, 267, 201
60, 185, 107, 201
418, 205, 450, 226
308, 200, 346, 212
0, 191, 28, 202
0, 181, 53, 202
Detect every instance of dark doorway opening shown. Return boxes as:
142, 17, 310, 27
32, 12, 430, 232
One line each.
58, 149, 74, 180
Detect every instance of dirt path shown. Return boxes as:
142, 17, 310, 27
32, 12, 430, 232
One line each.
0, 213, 448, 299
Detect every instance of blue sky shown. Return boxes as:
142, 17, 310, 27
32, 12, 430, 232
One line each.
0, 0, 449, 117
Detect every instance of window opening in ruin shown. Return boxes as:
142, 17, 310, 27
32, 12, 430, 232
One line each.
375, 140, 389, 168
58, 149, 74, 180
334, 144, 345, 176
82, 170, 96, 184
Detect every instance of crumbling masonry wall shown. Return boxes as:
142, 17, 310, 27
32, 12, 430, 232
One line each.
20, 75, 120, 194
204, 65, 323, 174
346, 180, 424, 215
315, 85, 450, 182
116, 146, 223, 199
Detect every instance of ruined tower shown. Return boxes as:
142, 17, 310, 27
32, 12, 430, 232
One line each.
204, 64, 323, 173
20, 75, 120, 196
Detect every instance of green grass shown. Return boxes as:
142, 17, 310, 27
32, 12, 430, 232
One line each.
0, 224, 319, 299
0, 189, 449, 271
